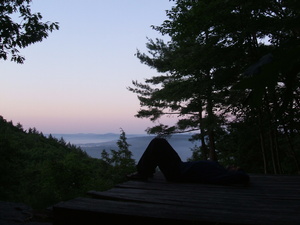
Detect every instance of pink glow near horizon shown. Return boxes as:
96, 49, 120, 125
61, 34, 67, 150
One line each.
1, 112, 180, 134
1, 1, 176, 134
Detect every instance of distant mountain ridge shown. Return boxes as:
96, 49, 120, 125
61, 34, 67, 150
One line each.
50, 133, 201, 161
50, 133, 145, 145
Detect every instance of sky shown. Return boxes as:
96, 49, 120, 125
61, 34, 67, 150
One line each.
1, 0, 177, 134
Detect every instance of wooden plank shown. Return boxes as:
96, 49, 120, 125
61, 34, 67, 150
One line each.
53, 196, 300, 225
54, 175, 300, 225
87, 183, 299, 215
89, 174, 300, 200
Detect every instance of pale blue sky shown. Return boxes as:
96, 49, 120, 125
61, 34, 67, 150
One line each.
0, 0, 176, 134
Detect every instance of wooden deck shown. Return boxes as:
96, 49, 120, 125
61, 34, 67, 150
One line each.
53, 174, 300, 225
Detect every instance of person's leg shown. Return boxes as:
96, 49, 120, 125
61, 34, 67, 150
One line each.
179, 161, 249, 185
136, 138, 182, 181
208, 169, 250, 185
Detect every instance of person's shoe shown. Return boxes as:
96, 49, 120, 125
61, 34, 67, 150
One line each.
126, 172, 149, 181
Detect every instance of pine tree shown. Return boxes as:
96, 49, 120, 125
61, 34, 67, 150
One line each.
129, 0, 300, 166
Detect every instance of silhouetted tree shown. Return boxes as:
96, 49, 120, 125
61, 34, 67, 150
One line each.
129, 0, 299, 168
0, 0, 59, 63
101, 129, 136, 178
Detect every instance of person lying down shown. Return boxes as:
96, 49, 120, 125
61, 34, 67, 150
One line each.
127, 138, 250, 185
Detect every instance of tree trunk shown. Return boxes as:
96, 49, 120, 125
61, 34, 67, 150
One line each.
206, 91, 217, 162
258, 114, 267, 174
208, 130, 217, 161
273, 128, 282, 174
284, 125, 300, 173
200, 70, 218, 162
269, 128, 277, 174
199, 110, 209, 160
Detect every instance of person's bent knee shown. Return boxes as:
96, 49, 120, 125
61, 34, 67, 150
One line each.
150, 137, 167, 144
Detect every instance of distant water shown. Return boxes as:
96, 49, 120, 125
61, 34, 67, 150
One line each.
50, 133, 200, 161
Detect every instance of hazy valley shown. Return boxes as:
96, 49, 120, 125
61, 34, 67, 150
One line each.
51, 133, 201, 161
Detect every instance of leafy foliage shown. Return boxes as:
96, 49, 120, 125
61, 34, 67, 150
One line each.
129, 0, 300, 173
0, 0, 59, 63
0, 116, 135, 209
100, 128, 136, 181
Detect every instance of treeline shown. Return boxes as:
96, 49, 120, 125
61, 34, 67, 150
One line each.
0, 116, 135, 209
129, 0, 300, 175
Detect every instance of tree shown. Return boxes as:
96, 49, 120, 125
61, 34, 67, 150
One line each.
129, 0, 247, 161
0, 0, 59, 63
129, 0, 299, 168
101, 129, 136, 178
0, 116, 117, 209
